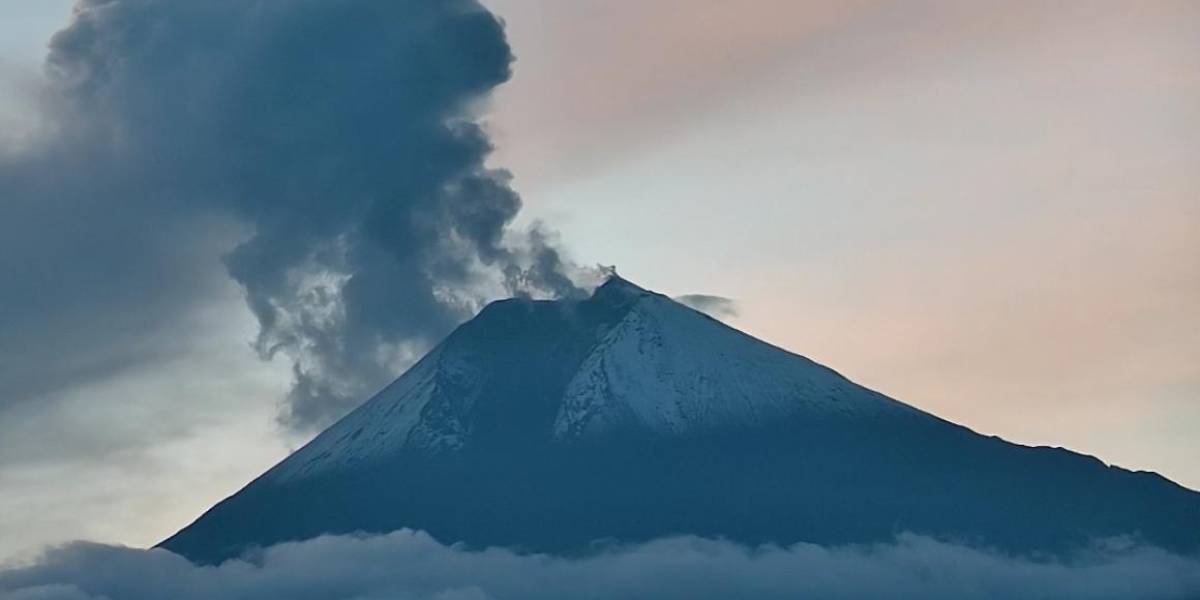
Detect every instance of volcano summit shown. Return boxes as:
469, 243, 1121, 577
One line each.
161, 277, 1200, 564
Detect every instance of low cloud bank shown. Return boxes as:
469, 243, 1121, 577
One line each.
3, 530, 1198, 600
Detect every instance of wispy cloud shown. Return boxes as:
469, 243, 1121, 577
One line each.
3, 531, 1199, 599
674, 294, 739, 319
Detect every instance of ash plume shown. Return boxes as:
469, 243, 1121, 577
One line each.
1, 0, 586, 430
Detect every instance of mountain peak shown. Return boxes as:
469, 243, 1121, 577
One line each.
584, 273, 652, 310
593, 273, 647, 295
160, 278, 1200, 565
260, 278, 917, 484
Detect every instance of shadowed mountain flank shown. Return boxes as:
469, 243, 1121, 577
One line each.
161, 277, 1200, 565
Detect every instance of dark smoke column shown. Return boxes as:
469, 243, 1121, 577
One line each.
45, 0, 581, 430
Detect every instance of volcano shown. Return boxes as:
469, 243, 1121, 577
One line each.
161, 276, 1200, 564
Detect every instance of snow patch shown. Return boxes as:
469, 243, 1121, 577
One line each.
554, 294, 917, 438
268, 346, 454, 482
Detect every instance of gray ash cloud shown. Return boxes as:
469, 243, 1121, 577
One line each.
1, 0, 586, 431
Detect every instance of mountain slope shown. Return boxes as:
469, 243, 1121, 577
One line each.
160, 277, 1200, 564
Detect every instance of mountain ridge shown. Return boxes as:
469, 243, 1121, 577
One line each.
275, 275, 930, 483
160, 276, 1200, 564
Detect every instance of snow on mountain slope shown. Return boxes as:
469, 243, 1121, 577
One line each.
159, 275, 1200, 565
554, 286, 920, 437
271, 276, 923, 482
267, 346, 447, 482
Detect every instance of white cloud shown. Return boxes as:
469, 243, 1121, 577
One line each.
3, 530, 1198, 600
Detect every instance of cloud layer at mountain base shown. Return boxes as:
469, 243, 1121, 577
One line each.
3, 530, 1198, 600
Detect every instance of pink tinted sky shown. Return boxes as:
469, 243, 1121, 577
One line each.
486, 0, 1200, 487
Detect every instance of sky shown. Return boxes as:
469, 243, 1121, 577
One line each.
0, 0, 1197, 567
